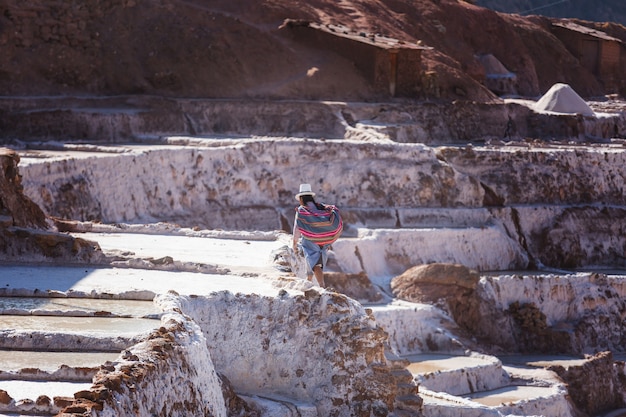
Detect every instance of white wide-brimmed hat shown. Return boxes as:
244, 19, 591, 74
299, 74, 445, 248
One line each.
295, 183, 315, 200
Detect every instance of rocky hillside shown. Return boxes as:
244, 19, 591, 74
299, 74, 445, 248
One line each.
0, 0, 624, 104
475, 0, 626, 25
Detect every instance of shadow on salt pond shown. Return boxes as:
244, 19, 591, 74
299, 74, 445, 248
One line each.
0, 297, 161, 318
481, 267, 626, 277
0, 264, 105, 294
500, 354, 587, 368
603, 410, 626, 417
467, 385, 555, 407
0, 315, 158, 335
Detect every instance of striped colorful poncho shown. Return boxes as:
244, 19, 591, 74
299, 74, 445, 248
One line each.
295, 204, 343, 246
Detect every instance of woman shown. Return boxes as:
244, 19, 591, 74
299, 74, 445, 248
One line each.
292, 183, 342, 288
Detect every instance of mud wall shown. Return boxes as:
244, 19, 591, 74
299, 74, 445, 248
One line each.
284, 22, 425, 98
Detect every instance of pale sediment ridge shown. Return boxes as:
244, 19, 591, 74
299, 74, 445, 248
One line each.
6, 129, 626, 416
1, 232, 626, 415
1, 96, 624, 143
0, 295, 164, 416
16, 139, 626, 272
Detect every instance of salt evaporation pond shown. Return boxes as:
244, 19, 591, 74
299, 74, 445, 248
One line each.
0, 380, 92, 401
0, 297, 160, 318
468, 385, 555, 406
0, 350, 120, 372
405, 354, 494, 374
0, 315, 158, 335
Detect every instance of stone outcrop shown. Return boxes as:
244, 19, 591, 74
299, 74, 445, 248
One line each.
390, 263, 483, 334
325, 271, 386, 303
548, 351, 624, 415
169, 290, 413, 417
61, 312, 230, 417
0, 148, 108, 264
467, 272, 626, 354
0, 148, 48, 229
0, 227, 105, 264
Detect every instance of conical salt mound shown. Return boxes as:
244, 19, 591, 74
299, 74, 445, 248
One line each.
477, 54, 510, 75
534, 83, 595, 117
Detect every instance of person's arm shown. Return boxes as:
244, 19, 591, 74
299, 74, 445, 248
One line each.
293, 213, 301, 251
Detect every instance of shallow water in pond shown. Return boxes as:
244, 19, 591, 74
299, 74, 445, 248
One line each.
0, 297, 159, 317
500, 354, 587, 368
0, 315, 158, 336
468, 385, 554, 406
405, 354, 492, 374
0, 350, 119, 372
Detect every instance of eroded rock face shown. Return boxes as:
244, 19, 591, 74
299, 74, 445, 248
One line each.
470, 273, 626, 354
439, 145, 626, 207
390, 263, 483, 335
390, 266, 626, 355
0, 227, 105, 263
219, 374, 260, 417
0, 148, 108, 264
549, 351, 623, 415
0, 148, 48, 229
172, 290, 404, 417
537, 206, 626, 268
325, 271, 385, 303
504, 301, 572, 353
18, 140, 484, 230
64, 316, 230, 417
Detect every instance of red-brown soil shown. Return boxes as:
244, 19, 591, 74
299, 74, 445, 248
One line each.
1, 0, 623, 102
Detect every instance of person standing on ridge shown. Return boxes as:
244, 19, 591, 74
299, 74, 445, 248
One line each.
292, 183, 343, 288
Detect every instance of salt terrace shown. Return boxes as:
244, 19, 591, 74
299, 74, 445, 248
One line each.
1, 88, 626, 416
